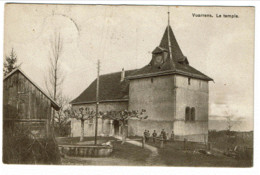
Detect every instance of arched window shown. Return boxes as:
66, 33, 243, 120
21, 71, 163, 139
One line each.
185, 107, 190, 121
191, 107, 195, 121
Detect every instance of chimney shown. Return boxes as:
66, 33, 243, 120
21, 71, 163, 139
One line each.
121, 68, 125, 82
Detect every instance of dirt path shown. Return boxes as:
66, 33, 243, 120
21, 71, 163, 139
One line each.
127, 140, 164, 166
115, 136, 164, 166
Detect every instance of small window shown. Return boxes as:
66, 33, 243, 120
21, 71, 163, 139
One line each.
185, 107, 195, 122
188, 78, 191, 85
191, 107, 195, 121
185, 107, 190, 121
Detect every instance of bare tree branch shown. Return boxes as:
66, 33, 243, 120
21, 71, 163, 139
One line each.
44, 31, 67, 135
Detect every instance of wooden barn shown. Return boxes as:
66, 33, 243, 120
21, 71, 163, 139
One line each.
3, 68, 60, 138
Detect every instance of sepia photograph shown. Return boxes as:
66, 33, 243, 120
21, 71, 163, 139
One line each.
2, 3, 254, 168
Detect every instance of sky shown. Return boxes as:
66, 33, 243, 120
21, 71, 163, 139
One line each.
4, 4, 254, 129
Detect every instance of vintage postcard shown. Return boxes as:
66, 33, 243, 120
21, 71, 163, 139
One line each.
2, 4, 254, 167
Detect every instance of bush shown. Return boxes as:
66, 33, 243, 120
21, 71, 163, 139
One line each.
54, 123, 71, 137
3, 124, 61, 164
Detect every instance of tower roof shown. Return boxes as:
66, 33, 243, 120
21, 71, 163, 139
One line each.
127, 24, 213, 81
159, 25, 185, 62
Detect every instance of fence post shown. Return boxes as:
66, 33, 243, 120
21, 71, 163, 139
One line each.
142, 137, 145, 148
160, 136, 164, 148
184, 138, 187, 150
207, 142, 211, 151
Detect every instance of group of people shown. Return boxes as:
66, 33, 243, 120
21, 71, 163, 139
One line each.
143, 129, 174, 143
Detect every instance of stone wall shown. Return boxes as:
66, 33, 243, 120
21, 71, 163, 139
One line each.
128, 74, 209, 142
129, 75, 175, 121
128, 75, 175, 137
174, 75, 209, 142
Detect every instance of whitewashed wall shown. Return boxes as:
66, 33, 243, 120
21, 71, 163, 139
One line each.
174, 75, 209, 142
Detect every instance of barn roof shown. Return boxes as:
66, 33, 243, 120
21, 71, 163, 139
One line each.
127, 25, 213, 81
4, 68, 60, 110
70, 70, 137, 105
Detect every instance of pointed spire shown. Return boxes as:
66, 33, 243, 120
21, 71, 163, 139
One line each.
159, 20, 184, 64
167, 9, 175, 69
168, 9, 170, 26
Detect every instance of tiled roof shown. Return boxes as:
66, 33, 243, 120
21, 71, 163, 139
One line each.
70, 70, 137, 105
127, 58, 213, 81
159, 25, 184, 62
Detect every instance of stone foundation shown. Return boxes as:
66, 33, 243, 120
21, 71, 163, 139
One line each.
58, 145, 113, 157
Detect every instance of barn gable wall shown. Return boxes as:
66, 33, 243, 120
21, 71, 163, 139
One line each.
3, 71, 52, 137
3, 71, 52, 120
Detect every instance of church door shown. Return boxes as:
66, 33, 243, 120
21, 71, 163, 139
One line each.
114, 120, 120, 136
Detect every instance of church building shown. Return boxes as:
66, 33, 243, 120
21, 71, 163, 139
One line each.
70, 16, 213, 142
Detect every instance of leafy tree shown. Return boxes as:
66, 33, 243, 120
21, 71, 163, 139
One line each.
65, 107, 95, 142
4, 48, 18, 76
100, 109, 148, 144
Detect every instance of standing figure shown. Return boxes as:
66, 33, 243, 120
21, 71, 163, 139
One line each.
161, 129, 166, 141
147, 130, 150, 142
143, 130, 147, 142
152, 130, 157, 143
171, 131, 174, 141
160, 133, 164, 148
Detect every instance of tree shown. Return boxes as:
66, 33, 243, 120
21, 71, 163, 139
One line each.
44, 32, 65, 128
226, 115, 233, 133
100, 109, 148, 144
225, 115, 235, 150
65, 107, 96, 142
53, 95, 71, 136
4, 48, 18, 76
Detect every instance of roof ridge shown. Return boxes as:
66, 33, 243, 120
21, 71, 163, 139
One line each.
99, 69, 137, 77
3, 68, 60, 110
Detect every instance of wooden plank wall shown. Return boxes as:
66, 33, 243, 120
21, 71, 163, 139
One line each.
3, 71, 52, 137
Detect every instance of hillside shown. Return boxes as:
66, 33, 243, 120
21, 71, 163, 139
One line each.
209, 119, 253, 131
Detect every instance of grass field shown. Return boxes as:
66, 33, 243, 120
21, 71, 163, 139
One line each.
208, 130, 253, 150
57, 131, 253, 167
145, 140, 252, 167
